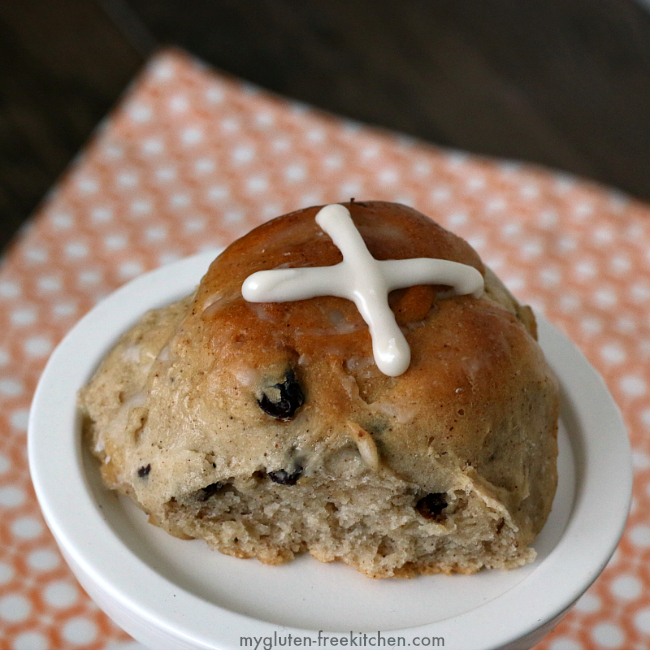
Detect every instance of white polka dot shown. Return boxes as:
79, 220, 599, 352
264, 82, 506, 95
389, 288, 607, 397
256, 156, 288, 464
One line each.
63, 617, 98, 645
103, 143, 124, 159
285, 163, 306, 182
225, 210, 244, 224
131, 199, 152, 215
592, 226, 614, 245
324, 154, 343, 170
505, 277, 526, 292
11, 516, 43, 539
0, 562, 13, 584
633, 449, 650, 470
170, 193, 191, 208
28, 549, 60, 572
37, 276, 61, 293
600, 343, 626, 365
184, 218, 205, 233
262, 204, 283, 219
631, 283, 650, 303
221, 117, 240, 133
591, 622, 624, 648
593, 288, 618, 309
408, 161, 429, 177
24, 336, 52, 357
378, 168, 399, 185
581, 317, 603, 335
152, 60, 174, 81
360, 145, 379, 161
44, 580, 78, 608
25, 247, 48, 264
78, 270, 102, 286
634, 607, 650, 634
447, 212, 468, 227
53, 302, 77, 318
194, 157, 215, 174
142, 138, 164, 155
169, 94, 189, 112
0, 379, 23, 397
610, 574, 642, 601
306, 128, 325, 143
104, 234, 128, 251
537, 209, 558, 228
301, 192, 323, 207
446, 151, 468, 167
0, 281, 20, 298
0, 454, 9, 474
119, 261, 144, 279
629, 525, 650, 547
77, 177, 98, 194
90, 208, 113, 223
117, 172, 138, 188
340, 181, 362, 196
11, 307, 36, 326
11, 408, 29, 431
158, 252, 181, 266
205, 85, 225, 103
247, 176, 268, 193
519, 183, 540, 200
616, 316, 636, 334
232, 145, 255, 164
560, 295, 581, 315
128, 104, 152, 122
66, 242, 88, 259
182, 127, 203, 146
557, 236, 578, 253
272, 137, 291, 153
465, 176, 485, 191
501, 221, 522, 238
610, 255, 631, 274
145, 227, 167, 242
574, 260, 597, 279
0, 349, 8, 367
0, 594, 31, 622
51, 212, 73, 229
539, 267, 561, 287
574, 202, 594, 218
620, 375, 646, 397
254, 112, 274, 129
549, 637, 583, 650
479, 198, 503, 216
468, 236, 485, 251
0, 486, 26, 508
431, 187, 451, 203
207, 185, 229, 201
13, 631, 49, 650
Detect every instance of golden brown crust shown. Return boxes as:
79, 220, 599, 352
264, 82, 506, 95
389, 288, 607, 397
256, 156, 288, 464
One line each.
80, 201, 558, 578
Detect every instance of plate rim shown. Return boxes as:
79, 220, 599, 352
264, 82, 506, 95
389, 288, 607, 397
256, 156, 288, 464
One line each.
28, 251, 633, 650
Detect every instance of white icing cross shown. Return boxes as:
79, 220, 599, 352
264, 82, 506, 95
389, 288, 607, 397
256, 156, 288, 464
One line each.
242, 204, 484, 376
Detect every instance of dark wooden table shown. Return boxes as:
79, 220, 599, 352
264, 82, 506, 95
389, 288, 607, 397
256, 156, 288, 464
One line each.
2, 0, 650, 253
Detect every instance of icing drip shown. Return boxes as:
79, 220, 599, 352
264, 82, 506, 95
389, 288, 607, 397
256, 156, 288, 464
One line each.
242, 204, 484, 376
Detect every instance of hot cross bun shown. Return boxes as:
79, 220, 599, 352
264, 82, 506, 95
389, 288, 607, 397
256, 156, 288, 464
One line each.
80, 201, 558, 578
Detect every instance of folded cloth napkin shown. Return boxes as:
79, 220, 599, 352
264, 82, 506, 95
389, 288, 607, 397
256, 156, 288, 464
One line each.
3, 48, 650, 649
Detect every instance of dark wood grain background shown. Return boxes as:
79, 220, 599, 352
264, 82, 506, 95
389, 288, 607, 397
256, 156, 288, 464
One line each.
2, 0, 650, 253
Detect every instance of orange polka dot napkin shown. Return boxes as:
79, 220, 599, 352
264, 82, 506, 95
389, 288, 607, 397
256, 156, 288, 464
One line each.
3, 48, 650, 650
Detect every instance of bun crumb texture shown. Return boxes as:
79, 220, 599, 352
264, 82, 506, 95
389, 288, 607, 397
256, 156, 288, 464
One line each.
79, 201, 559, 578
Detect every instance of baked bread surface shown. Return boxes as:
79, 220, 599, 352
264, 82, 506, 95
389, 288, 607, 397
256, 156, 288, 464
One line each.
80, 201, 559, 578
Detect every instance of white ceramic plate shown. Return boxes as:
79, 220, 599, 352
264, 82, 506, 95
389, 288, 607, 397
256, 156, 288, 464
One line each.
29, 251, 632, 650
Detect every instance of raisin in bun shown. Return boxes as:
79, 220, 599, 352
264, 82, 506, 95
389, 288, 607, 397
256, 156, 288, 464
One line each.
80, 201, 558, 578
